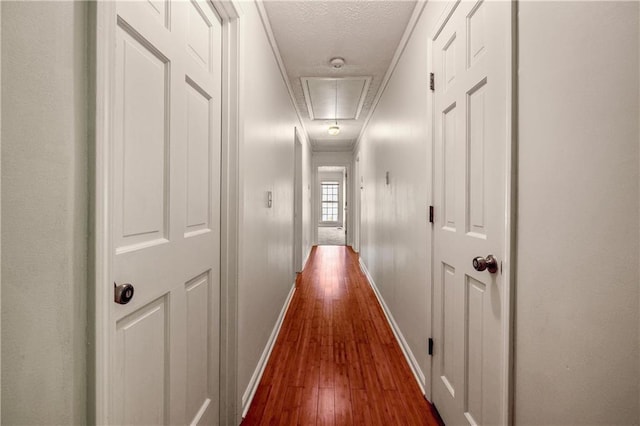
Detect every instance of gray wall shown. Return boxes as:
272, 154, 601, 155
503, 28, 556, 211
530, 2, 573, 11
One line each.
1, 2, 88, 424
237, 1, 310, 413
516, 2, 639, 423
354, 0, 446, 390
355, 0, 640, 421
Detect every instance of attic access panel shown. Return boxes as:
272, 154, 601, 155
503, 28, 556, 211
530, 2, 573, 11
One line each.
301, 77, 372, 121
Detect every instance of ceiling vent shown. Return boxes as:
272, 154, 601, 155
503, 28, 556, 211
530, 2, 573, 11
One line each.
301, 77, 372, 121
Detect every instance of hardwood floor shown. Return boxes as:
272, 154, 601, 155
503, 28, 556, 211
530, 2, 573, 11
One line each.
241, 246, 443, 426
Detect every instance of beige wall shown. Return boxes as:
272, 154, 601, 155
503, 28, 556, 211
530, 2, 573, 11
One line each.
1, 1, 88, 424
516, 2, 639, 423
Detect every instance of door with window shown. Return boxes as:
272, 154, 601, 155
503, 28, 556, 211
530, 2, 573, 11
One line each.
431, 1, 511, 425
105, 1, 222, 424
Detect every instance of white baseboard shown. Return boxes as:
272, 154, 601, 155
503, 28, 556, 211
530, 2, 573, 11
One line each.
358, 258, 426, 394
241, 283, 297, 417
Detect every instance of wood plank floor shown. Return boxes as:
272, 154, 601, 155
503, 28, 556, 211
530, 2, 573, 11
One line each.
241, 246, 444, 426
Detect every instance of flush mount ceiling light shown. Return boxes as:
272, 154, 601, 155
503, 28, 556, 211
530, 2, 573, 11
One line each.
330, 57, 345, 69
328, 80, 340, 136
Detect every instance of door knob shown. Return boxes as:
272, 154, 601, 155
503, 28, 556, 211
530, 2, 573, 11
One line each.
472, 255, 498, 273
114, 282, 135, 305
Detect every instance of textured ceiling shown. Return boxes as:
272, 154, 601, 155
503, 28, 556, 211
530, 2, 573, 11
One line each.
263, 0, 417, 151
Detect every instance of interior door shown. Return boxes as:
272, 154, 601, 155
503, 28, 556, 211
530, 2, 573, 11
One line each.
432, 1, 510, 425
110, 1, 222, 424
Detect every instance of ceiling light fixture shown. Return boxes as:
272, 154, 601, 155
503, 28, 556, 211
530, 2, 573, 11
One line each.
330, 57, 345, 69
328, 80, 340, 136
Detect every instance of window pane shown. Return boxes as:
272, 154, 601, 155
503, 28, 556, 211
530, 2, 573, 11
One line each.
321, 182, 340, 222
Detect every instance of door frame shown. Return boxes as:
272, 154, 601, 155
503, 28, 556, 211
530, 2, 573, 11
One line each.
312, 160, 352, 246
293, 128, 303, 272
314, 165, 349, 246
92, 1, 243, 424
353, 155, 361, 253
427, 1, 516, 423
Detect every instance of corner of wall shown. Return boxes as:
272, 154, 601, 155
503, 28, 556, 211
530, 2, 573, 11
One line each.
241, 283, 296, 418
1, 2, 89, 423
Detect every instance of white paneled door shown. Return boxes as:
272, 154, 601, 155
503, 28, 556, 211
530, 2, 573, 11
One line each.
110, 1, 222, 424
432, 1, 510, 425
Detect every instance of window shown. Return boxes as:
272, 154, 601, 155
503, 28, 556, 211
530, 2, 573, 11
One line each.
321, 182, 339, 222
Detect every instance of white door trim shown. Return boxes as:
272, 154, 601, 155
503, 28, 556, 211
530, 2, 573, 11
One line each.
425, 3, 460, 404
0, 2, 3, 418
352, 156, 360, 253
93, 3, 116, 422
427, 1, 516, 423
93, 1, 243, 423
504, 2, 517, 423
293, 127, 303, 272
213, 1, 243, 424
425, 0, 458, 408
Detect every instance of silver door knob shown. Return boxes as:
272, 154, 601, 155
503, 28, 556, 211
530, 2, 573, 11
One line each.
114, 282, 135, 304
472, 255, 498, 273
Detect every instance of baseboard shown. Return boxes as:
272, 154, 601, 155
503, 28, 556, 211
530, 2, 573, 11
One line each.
358, 258, 426, 394
241, 283, 297, 417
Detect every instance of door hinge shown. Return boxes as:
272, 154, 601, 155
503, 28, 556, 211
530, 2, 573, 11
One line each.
429, 73, 435, 91
428, 338, 434, 356
429, 205, 434, 223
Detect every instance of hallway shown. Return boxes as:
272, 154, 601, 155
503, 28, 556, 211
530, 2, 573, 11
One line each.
317, 227, 346, 246
1, 0, 639, 424
242, 246, 442, 425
